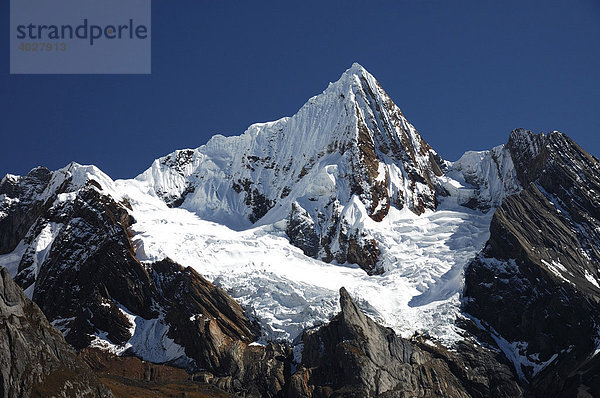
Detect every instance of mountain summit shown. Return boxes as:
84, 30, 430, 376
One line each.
137, 63, 445, 273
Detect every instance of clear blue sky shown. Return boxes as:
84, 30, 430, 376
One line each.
1, 0, 599, 178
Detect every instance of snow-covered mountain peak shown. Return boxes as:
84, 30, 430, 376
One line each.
136, 64, 446, 272
345, 61, 369, 76
326, 62, 377, 94
52, 162, 117, 193
0, 162, 119, 219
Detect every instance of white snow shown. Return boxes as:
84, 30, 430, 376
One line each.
584, 269, 600, 289
114, 177, 492, 344
134, 63, 440, 230
541, 259, 574, 285
51, 317, 76, 336
34, 162, 121, 205
89, 302, 194, 367
0, 222, 63, 298
0, 241, 28, 278
110, 64, 518, 345
443, 144, 521, 209
27, 222, 62, 286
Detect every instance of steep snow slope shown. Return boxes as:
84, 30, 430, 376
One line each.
137, 63, 441, 222
443, 144, 521, 210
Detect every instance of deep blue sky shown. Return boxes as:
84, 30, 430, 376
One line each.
2, 0, 599, 178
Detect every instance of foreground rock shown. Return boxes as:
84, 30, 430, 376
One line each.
288, 287, 523, 397
81, 348, 233, 397
0, 266, 113, 398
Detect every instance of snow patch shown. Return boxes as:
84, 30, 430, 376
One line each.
89, 303, 194, 367
584, 269, 600, 289
541, 259, 574, 285
51, 317, 76, 336
0, 241, 28, 278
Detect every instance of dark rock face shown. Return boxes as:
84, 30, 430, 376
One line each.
153, 149, 198, 208
288, 288, 522, 398
437, 339, 525, 398
287, 203, 320, 258
532, 351, 600, 398
335, 230, 381, 275
205, 342, 291, 398
151, 259, 260, 372
12, 183, 261, 371
464, 129, 600, 394
11, 183, 157, 350
351, 77, 442, 219
0, 266, 113, 398
0, 167, 53, 254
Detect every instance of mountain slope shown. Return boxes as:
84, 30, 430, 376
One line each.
289, 287, 523, 397
0, 64, 520, 351
464, 129, 600, 394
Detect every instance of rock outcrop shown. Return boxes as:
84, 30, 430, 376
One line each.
288, 288, 522, 397
0, 266, 113, 398
0, 166, 53, 254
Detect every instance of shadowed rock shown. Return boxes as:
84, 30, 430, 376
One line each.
464, 129, 600, 395
0, 266, 113, 398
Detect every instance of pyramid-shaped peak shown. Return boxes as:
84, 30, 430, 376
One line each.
336, 62, 375, 85
347, 62, 369, 75
320, 63, 390, 108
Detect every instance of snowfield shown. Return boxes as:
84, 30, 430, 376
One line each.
115, 178, 494, 344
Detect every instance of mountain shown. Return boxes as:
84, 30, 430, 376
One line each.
288, 287, 522, 397
1, 64, 599, 397
136, 63, 445, 274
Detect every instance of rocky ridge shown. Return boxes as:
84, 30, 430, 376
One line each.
0, 164, 289, 396
288, 287, 523, 398
464, 129, 600, 395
